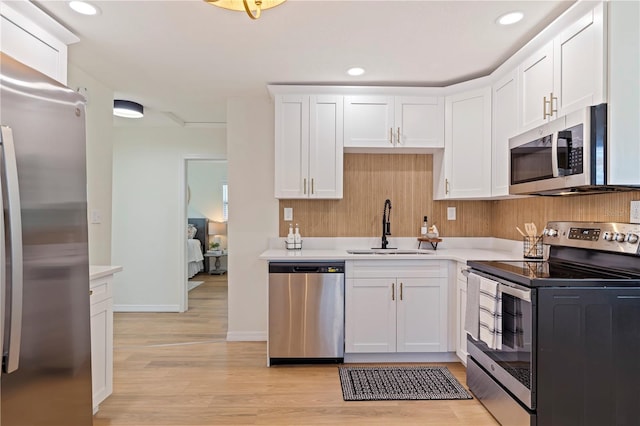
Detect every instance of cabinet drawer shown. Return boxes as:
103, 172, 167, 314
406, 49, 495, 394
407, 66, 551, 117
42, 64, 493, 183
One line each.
90, 277, 112, 305
346, 260, 448, 278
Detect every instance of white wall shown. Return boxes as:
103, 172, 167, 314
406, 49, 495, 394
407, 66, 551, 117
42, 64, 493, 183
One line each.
187, 160, 227, 223
112, 126, 226, 311
67, 64, 114, 265
227, 97, 278, 340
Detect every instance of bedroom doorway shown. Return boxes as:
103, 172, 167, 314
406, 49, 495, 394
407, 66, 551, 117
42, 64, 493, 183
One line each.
183, 157, 228, 312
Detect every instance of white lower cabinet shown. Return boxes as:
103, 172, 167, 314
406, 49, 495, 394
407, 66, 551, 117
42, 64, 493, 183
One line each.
345, 260, 448, 353
455, 262, 468, 364
90, 275, 114, 413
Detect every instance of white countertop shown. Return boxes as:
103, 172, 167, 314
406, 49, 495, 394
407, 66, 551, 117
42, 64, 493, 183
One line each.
90, 265, 123, 280
259, 248, 523, 263
259, 237, 526, 264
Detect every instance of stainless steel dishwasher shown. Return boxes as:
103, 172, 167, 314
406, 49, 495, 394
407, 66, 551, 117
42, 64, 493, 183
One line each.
268, 262, 345, 365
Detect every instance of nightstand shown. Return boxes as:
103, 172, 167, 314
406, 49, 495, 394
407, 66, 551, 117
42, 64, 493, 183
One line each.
204, 251, 227, 275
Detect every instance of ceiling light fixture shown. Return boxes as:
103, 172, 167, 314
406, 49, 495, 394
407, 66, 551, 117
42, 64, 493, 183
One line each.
113, 100, 144, 119
347, 67, 365, 76
203, 0, 286, 20
497, 11, 524, 26
68, 1, 99, 16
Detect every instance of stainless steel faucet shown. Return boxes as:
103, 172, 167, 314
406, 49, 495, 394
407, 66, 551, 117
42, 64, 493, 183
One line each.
381, 199, 392, 249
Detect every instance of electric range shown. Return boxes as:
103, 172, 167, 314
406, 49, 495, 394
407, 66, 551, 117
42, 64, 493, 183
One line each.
466, 221, 640, 426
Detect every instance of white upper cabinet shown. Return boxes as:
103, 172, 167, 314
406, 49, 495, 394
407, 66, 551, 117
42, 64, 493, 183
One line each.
435, 87, 492, 200
607, 0, 640, 186
344, 95, 444, 149
519, 42, 554, 130
274, 95, 343, 199
517, 3, 605, 131
492, 70, 518, 197
0, 1, 78, 84
553, 4, 605, 117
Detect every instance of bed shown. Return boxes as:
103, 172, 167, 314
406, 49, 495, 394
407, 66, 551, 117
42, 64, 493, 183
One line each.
187, 218, 209, 278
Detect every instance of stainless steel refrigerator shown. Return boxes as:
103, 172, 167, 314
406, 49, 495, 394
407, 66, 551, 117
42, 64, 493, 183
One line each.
0, 52, 93, 425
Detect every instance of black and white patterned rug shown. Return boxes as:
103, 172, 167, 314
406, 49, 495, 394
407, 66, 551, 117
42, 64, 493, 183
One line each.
338, 366, 473, 401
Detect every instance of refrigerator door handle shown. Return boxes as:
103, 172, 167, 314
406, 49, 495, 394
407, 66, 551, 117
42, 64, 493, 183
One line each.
0, 125, 24, 373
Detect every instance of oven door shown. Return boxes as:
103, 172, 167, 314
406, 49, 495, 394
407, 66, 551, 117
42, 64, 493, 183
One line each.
466, 272, 535, 409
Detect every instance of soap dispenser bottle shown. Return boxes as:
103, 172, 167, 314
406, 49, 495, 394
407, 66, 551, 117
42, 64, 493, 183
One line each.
294, 223, 302, 249
287, 223, 295, 249
421, 216, 428, 237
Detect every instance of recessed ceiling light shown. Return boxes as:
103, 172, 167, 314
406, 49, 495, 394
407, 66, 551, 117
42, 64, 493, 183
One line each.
113, 100, 144, 119
347, 67, 365, 77
69, 1, 100, 16
497, 11, 524, 26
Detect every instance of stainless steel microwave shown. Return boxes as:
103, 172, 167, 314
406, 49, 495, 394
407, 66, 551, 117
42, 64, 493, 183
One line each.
509, 104, 608, 195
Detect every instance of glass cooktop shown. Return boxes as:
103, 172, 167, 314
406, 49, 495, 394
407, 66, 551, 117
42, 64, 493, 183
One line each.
468, 260, 640, 287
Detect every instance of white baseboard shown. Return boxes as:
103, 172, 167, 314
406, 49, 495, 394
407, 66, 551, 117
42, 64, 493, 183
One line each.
226, 331, 267, 341
114, 304, 181, 312
344, 352, 460, 364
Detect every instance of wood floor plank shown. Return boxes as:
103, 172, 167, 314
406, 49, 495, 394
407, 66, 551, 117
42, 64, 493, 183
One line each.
93, 272, 498, 426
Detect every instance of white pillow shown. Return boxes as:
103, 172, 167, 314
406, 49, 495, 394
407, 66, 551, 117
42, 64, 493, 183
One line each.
187, 224, 197, 239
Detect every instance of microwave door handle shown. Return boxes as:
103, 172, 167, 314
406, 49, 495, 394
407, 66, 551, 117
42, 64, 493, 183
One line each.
498, 283, 531, 303
551, 132, 560, 178
0, 126, 23, 374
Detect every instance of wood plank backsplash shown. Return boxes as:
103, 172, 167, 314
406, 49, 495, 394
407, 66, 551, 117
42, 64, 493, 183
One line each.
279, 153, 640, 240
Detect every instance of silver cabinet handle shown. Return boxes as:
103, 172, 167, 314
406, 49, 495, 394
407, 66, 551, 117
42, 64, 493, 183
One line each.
303, 178, 307, 195
392, 282, 395, 301
389, 128, 393, 144
397, 127, 401, 145
549, 92, 557, 117
400, 282, 403, 300
0, 126, 24, 373
311, 178, 314, 195
445, 179, 450, 195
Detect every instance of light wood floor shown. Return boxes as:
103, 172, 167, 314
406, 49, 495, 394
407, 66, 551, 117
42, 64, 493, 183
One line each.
93, 273, 498, 426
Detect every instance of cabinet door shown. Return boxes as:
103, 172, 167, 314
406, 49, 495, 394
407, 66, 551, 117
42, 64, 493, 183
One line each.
492, 70, 518, 197
344, 96, 395, 148
0, 2, 75, 84
308, 95, 343, 198
553, 3, 605, 118
395, 96, 444, 148
519, 42, 554, 130
345, 278, 396, 353
90, 297, 113, 410
396, 277, 447, 352
443, 87, 492, 199
274, 95, 309, 198
607, 0, 640, 186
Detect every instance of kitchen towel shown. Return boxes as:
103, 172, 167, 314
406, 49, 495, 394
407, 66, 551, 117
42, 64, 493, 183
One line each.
479, 277, 502, 350
464, 273, 481, 341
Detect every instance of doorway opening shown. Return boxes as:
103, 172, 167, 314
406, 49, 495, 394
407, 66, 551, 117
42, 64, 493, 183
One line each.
182, 157, 227, 313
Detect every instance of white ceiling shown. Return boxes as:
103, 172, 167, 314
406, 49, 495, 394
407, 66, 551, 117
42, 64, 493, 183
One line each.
34, 0, 575, 126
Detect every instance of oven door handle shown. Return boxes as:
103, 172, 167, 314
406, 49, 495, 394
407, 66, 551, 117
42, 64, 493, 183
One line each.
499, 283, 531, 302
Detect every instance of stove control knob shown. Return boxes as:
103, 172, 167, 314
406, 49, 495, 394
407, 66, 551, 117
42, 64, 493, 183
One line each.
603, 232, 614, 241
615, 233, 626, 242
627, 233, 639, 244
546, 229, 558, 237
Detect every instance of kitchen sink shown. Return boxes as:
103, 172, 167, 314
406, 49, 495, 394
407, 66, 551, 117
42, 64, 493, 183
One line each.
346, 249, 433, 255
